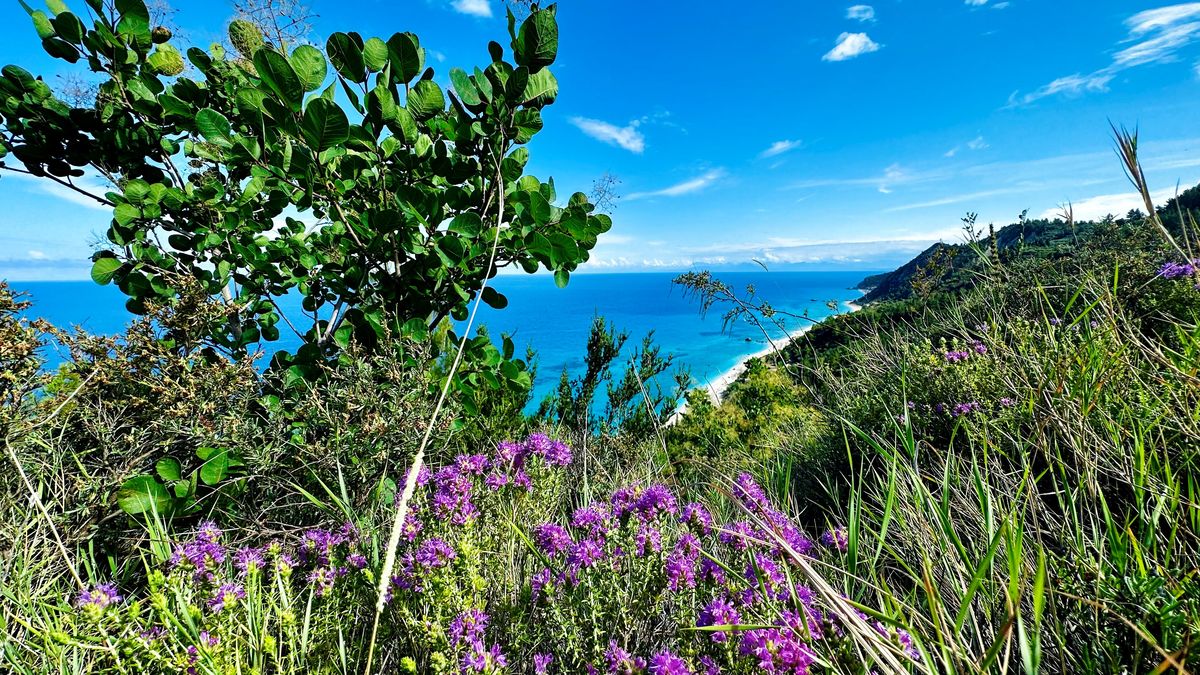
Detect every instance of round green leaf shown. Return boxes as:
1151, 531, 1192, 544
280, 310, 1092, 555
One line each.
195, 107, 232, 147
116, 475, 173, 515
90, 256, 122, 285
407, 79, 444, 120
363, 37, 389, 72
554, 267, 570, 288
301, 97, 349, 151
155, 457, 182, 481
514, 6, 558, 71
326, 32, 365, 82
386, 32, 423, 85
481, 286, 508, 309
290, 44, 328, 91
448, 212, 482, 236
254, 48, 304, 112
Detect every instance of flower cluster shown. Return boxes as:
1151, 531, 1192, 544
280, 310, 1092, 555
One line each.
944, 341, 987, 363
76, 582, 123, 620
167, 519, 366, 605
1159, 259, 1199, 279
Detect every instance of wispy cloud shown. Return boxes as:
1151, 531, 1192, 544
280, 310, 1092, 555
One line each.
1010, 4, 1200, 105
791, 163, 940, 194
450, 0, 492, 18
945, 135, 990, 157
847, 5, 875, 22
822, 32, 882, 62
569, 117, 646, 153
625, 169, 726, 201
760, 140, 803, 158
884, 187, 1026, 212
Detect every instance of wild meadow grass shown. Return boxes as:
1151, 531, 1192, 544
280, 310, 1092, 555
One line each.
1, 87, 1199, 675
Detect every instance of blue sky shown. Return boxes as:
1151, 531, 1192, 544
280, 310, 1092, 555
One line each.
3, 0, 1200, 279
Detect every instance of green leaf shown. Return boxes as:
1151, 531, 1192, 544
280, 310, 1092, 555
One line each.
254, 48, 304, 112
199, 447, 230, 486
514, 6, 558, 71
449, 68, 481, 107
155, 457, 182, 482
407, 79, 444, 120
116, 475, 172, 515
326, 32, 365, 82
387, 106, 418, 143
290, 44, 328, 91
195, 107, 232, 147
31, 10, 54, 39
51, 11, 85, 43
554, 267, 570, 288
386, 32, 423, 85
301, 97, 349, 151
481, 286, 508, 309
363, 37, 389, 72
90, 256, 122, 285
521, 68, 557, 106
46, 0, 69, 15
448, 212, 482, 236
41, 37, 78, 62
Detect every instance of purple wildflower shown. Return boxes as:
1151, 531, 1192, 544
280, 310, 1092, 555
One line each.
821, 527, 848, 552
635, 484, 678, 520
234, 547, 266, 575
606, 641, 647, 674
1159, 260, 1198, 279
649, 651, 692, 675
534, 524, 574, 558
698, 596, 741, 643
208, 582, 245, 612
449, 609, 489, 647
568, 538, 606, 570
681, 502, 714, 535
76, 583, 122, 612
534, 653, 554, 675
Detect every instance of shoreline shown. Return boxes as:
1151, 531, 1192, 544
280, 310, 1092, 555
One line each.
667, 294, 865, 425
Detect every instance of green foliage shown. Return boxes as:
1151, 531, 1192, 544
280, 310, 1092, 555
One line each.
0, 0, 609, 409
536, 316, 688, 440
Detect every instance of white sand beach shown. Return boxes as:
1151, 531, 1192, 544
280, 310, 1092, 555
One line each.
666, 295, 865, 425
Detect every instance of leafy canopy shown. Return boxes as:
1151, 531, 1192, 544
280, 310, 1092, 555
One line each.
0, 0, 609, 395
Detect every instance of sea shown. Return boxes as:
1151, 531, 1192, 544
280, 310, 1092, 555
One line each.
8, 271, 871, 408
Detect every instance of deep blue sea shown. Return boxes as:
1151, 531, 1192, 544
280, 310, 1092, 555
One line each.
9, 272, 871, 406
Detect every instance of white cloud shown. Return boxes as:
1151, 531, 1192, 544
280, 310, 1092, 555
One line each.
569, 117, 646, 153
822, 32, 881, 62
790, 163, 945, 193
847, 5, 875, 22
965, 0, 989, 5
1008, 72, 1115, 106
1127, 4, 1200, 36
760, 140, 802, 158
625, 169, 726, 201
946, 136, 990, 157
1011, 4, 1200, 105
1037, 187, 1179, 221
27, 250, 47, 260
450, 0, 492, 17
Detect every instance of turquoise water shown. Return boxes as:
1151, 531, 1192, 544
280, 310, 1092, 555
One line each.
8, 271, 870, 404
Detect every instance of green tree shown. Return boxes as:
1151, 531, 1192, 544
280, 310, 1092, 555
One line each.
0, 0, 609, 397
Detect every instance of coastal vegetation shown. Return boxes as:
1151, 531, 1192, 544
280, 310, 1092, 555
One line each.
2, 1, 1200, 673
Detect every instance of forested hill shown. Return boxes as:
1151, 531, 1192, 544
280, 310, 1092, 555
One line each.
857, 180, 1200, 303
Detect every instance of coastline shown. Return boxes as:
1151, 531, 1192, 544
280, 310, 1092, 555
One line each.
667, 294, 865, 425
